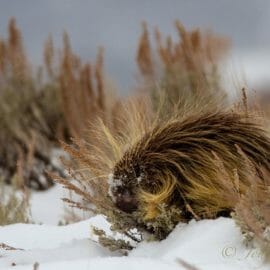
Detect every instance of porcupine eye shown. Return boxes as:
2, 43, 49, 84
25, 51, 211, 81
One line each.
134, 164, 140, 178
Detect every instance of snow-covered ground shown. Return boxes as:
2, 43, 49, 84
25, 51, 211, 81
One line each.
0, 215, 268, 270
30, 185, 66, 225
0, 185, 269, 270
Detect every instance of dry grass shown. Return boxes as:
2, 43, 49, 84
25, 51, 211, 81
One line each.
232, 165, 270, 260
0, 17, 128, 226
0, 18, 63, 189
136, 21, 229, 117
177, 259, 201, 270
0, 180, 30, 225
58, 35, 115, 138
51, 96, 153, 249
0, 18, 229, 192
0, 18, 118, 190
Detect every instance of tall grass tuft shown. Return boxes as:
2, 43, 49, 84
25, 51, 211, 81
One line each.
0, 18, 117, 190
136, 21, 229, 117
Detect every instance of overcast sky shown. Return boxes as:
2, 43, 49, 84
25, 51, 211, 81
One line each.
0, 1, 270, 92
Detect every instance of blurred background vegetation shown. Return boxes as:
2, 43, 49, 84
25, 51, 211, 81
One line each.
1, 1, 270, 93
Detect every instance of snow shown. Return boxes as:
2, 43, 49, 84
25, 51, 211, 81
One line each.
0, 184, 269, 269
107, 173, 120, 202
30, 185, 66, 225
0, 185, 267, 269
1, 214, 269, 270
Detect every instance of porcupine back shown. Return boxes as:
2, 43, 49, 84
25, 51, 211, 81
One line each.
112, 111, 270, 222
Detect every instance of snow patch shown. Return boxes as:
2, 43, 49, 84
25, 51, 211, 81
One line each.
1, 217, 269, 269
108, 173, 123, 202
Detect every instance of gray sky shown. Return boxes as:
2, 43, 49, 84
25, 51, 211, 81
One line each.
0, 0, 270, 92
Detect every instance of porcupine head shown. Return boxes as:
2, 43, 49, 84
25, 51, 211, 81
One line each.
108, 142, 183, 239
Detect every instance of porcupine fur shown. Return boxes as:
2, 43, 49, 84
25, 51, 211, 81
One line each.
109, 111, 270, 239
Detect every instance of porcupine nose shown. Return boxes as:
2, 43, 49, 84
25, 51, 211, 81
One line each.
116, 190, 138, 213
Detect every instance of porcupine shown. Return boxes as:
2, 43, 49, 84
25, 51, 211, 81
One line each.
109, 111, 270, 239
